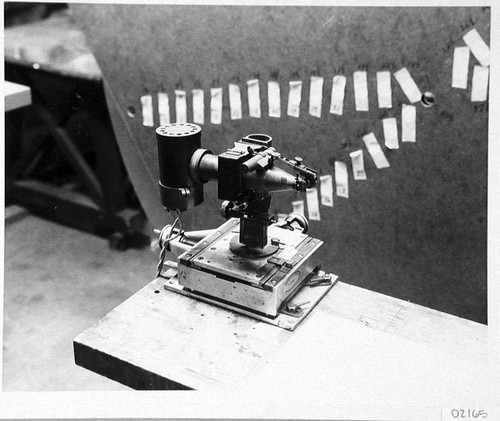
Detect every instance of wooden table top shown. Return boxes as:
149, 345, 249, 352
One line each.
74, 273, 490, 402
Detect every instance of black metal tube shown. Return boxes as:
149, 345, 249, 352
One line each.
196, 153, 219, 182
155, 123, 204, 210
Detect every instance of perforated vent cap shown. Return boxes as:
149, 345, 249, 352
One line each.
156, 123, 201, 137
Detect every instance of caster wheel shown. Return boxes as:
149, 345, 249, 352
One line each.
108, 232, 127, 251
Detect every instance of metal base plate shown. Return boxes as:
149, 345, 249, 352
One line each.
163, 271, 338, 331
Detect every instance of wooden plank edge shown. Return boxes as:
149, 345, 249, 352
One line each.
73, 339, 192, 391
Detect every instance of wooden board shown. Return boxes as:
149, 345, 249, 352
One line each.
4, 81, 31, 111
74, 277, 488, 391
71, 5, 489, 323
4, 11, 102, 81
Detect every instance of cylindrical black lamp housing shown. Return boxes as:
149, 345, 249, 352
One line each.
156, 123, 204, 211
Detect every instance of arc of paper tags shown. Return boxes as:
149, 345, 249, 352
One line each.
139, 63, 427, 127
451, 28, 490, 101
139, 27, 489, 223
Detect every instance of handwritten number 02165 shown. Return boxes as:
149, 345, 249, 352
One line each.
450, 409, 488, 418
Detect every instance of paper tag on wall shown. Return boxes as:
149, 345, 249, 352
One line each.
463, 28, 490, 67
287, 81, 302, 117
192, 89, 204, 124
141, 94, 154, 127
471, 65, 489, 102
394, 67, 422, 103
401, 104, 416, 142
382, 117, 399, 149
362, 132, 390, 169
376, 71, 392, 108
306, 188, 321, 221
157, 92, 170, 125
353, 71, 369, 111
330, 75, 346, 115
247, 79, 261, 118
319, 175, 334, 207
309, 76, 324, 118
334, 161, 349, 198
292, 200, 305, 216
452, 46, 470, 89
349, 150, 367, 180
210, 87, 223, 124
174, 90, 187, 123
228, 84, 242, 120
268, 81, 281, 118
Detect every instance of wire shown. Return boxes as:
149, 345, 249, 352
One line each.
155, 210, 183, 278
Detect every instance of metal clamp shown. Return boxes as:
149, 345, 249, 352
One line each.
305, 273, 333, 287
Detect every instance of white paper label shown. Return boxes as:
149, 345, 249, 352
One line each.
319, 175, 334, 207
306, 188, 321, 221
353, 71, 369, 111
382, 117, 399, 149
292, 200, 305, 216
247, 79, 261, 118
140, 94, 154, 127
452, 46, 470, 89
335, 161, 349, 198
362, 132, 390, 169
394, 67, 422, 103
349, 150, 367, 180
268, 81, 281, 118
463, 28, 490, 67
401, 104, 416, 143
192, 89, 204, 124
309, 76, 324, 118
210, 87, 223, 124
287, 81, 302, 117
228, 84, 242, 120
330, 75, 347, 115
471, 65, 489, 102
157, 92, 170, 125
376, 71, 392, 108
174, 90, 187, 123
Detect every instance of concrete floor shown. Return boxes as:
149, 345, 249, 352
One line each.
3, 208, 157, 391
